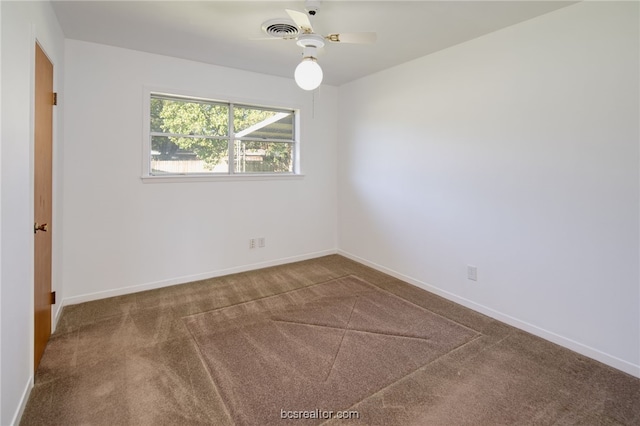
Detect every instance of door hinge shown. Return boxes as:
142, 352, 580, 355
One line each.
53, 92, 58, 106
50, 291, 56, 305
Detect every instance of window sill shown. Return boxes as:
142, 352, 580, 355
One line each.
141, 174, 305, 184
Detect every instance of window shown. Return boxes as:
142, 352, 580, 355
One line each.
147, 93, 297, 177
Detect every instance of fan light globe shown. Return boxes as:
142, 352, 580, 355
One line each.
295, 58, 323, 91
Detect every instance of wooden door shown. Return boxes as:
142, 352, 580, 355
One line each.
34, 43, 53, 371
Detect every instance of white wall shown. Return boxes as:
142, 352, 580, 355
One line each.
1, 0, 65, 424
0, 0, 3, 420
338, 1, 639, 377
62, 40, 338, 302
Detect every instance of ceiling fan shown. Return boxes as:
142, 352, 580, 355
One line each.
260, 1, 377, 90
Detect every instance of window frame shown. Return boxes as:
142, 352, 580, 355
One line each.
142, 88, 302, 183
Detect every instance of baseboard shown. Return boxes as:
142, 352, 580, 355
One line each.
51, 299, 63, 333
9, 375, 33, 426
63, 249, 338, 306
338, 250, 640, 379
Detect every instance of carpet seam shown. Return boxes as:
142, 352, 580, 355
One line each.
323, 296, 359, 382
183, 320, 236, 425
271, 319, 458, 343
359, 277, 484, 336
318, 332, 485, 425
177, 273, 356, 424
179, 273, 355, 320
55, 273, 355, 335
186, 275, 481, 425
181, 273, 480, 340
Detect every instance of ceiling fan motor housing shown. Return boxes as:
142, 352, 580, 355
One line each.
297, 33, 325, 58
296, 33, 325, 48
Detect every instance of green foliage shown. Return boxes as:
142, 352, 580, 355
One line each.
151, 98, 229, 167
238, 142, 292, 173
150, 99, 177, 160
151, 97, 292, 172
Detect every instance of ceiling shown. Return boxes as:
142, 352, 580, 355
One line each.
51, 1, 575, 87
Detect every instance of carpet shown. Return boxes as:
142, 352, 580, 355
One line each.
183, 275, 479, 425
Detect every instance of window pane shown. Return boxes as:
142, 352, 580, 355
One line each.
151, 136, 228, 174
234, 107, 294, 140
233, 141, 293, 173
151, 96, 229, 137
148, 93, 298, 177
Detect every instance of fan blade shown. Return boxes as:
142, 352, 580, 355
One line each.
326, 32, 377, 44
286, 9, 313, 33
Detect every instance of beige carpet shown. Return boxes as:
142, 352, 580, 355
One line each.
20, 255, 640, 425
184, 275, 477, 425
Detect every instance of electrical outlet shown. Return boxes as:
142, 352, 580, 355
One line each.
249, 238, 256, 249
258, 237, 265, 248
467, 265, 478, 281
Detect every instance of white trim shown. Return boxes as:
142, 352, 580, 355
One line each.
51, 295, 64, 334
142, 86, 302, 180
338, 250, 640, 379
142, 86, 151, 177
0, 0, 3, 421
63, 249, 337, 305
141, 173, 305, 184
28, 26, 37, 396
9, 376, 33, 426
